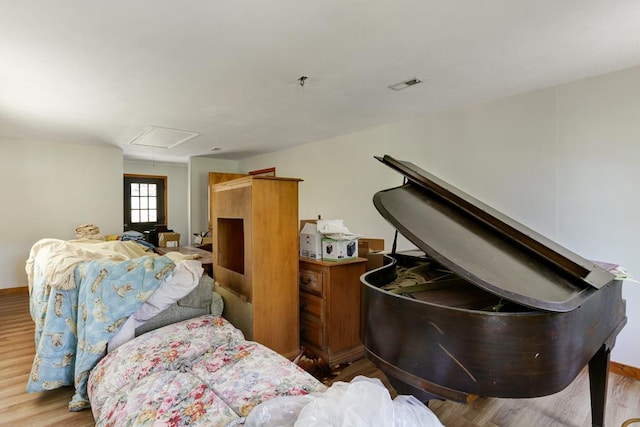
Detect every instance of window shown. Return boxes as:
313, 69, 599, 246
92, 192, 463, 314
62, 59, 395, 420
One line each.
124, 175, 167, 233
130, 182, 157, 223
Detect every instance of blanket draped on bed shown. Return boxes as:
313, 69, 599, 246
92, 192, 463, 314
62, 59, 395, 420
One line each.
26, 239, 178, 411
89, 315, 326, 426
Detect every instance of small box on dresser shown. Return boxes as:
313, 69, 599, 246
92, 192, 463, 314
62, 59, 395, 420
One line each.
321, 237, 359, 262
300, 222, 322, 260
299, 256, 367, 365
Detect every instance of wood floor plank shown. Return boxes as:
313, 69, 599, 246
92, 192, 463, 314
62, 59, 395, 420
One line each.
2, 291, 639, 426
0, 293, 95, 426
428, 366, 640, 426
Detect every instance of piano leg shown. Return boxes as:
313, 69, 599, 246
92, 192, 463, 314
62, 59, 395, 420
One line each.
588, 345, 610, 427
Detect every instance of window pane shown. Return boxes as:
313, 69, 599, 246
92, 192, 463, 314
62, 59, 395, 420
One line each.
125, 176, 165, 232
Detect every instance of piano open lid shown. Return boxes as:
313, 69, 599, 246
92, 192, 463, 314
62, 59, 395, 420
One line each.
374, 155, 616, 312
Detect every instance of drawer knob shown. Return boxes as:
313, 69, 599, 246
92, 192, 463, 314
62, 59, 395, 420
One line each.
300, 276, 312, 285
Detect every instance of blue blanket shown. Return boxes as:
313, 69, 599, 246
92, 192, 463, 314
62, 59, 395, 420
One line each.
27, 255, 175, 411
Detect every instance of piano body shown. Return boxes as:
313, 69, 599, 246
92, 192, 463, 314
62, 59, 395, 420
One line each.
361, 155, 627, 427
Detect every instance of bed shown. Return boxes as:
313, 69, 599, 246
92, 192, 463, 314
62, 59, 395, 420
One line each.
26, 237, 443, 426
88, 314, 324, 426
25, 237, 326, 424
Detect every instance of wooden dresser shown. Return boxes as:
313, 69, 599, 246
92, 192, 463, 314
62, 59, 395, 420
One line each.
211, 175, 301, 359
299, 257, 367, 365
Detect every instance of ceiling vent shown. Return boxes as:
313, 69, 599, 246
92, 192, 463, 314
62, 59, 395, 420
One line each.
130, 126, 200, 149
388, 77, 423, 91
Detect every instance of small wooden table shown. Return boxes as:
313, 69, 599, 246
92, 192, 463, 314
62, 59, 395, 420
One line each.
155, 245, 213, 277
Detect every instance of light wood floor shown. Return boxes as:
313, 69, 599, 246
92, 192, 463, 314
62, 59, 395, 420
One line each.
2, 292, 639, 427
0, 292, 95, 427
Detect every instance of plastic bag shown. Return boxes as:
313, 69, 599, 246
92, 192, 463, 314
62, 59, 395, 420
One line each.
244, 376, 444, 427
244, 395, 314, 427
392, 394, 444, 427
294, 376, 444, 427
295, 376, 394, 427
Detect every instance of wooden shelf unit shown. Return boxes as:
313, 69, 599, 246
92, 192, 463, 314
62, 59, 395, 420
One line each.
211, 175, 301, 359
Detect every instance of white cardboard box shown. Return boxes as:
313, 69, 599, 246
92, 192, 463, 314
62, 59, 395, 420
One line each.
300, 222, 322, 259
321, 237, 359, 262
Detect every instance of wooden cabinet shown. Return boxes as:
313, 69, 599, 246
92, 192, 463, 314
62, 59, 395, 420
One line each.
299, 257, 367, 365
211, 175, 301, 359
208, 172, 247, 237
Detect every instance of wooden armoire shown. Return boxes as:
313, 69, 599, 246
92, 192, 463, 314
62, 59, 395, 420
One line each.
210, 174, 301, 358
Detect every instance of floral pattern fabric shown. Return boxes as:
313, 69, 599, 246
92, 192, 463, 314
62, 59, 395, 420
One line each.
89, 315, 326, 426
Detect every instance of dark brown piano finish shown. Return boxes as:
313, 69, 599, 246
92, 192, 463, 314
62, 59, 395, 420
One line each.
361, 156, 627, 427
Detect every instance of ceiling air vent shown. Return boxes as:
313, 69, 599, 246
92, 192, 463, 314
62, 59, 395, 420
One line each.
388, 77, 423, 91
130, 126, 199, 149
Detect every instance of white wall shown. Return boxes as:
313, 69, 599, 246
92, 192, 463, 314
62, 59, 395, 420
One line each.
0, 138, 123, 289
2, 65, 638, 367
123, 160, 189, 246
240, 65, 640, 368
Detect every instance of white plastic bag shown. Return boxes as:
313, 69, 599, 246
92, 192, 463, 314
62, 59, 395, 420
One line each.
295, 376, 394, 427
244, 395, 314, 427
392, 394, 444, 427
295, 376, 444, 427
245, 375, 445, 427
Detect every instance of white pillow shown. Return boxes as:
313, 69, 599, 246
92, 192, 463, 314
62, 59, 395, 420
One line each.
108, 260, 203, 351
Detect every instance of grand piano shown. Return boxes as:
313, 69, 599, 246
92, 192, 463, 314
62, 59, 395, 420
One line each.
361, 155, 627, 427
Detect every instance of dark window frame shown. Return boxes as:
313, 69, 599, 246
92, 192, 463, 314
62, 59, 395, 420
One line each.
123, 174, 167, 233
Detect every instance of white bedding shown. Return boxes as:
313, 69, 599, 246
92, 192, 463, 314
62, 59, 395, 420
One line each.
108, 259, 203, 351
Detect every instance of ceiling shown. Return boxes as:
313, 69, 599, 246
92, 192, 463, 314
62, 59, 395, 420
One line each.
2, 1, 640, 163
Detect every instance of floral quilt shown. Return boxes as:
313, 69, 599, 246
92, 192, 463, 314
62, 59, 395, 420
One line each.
88, 315, 326, 426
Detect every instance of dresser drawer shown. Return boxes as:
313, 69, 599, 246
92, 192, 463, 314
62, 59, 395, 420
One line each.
299, 269, 323, 294
300, 317, 324, 350
300, 291, 323, 321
